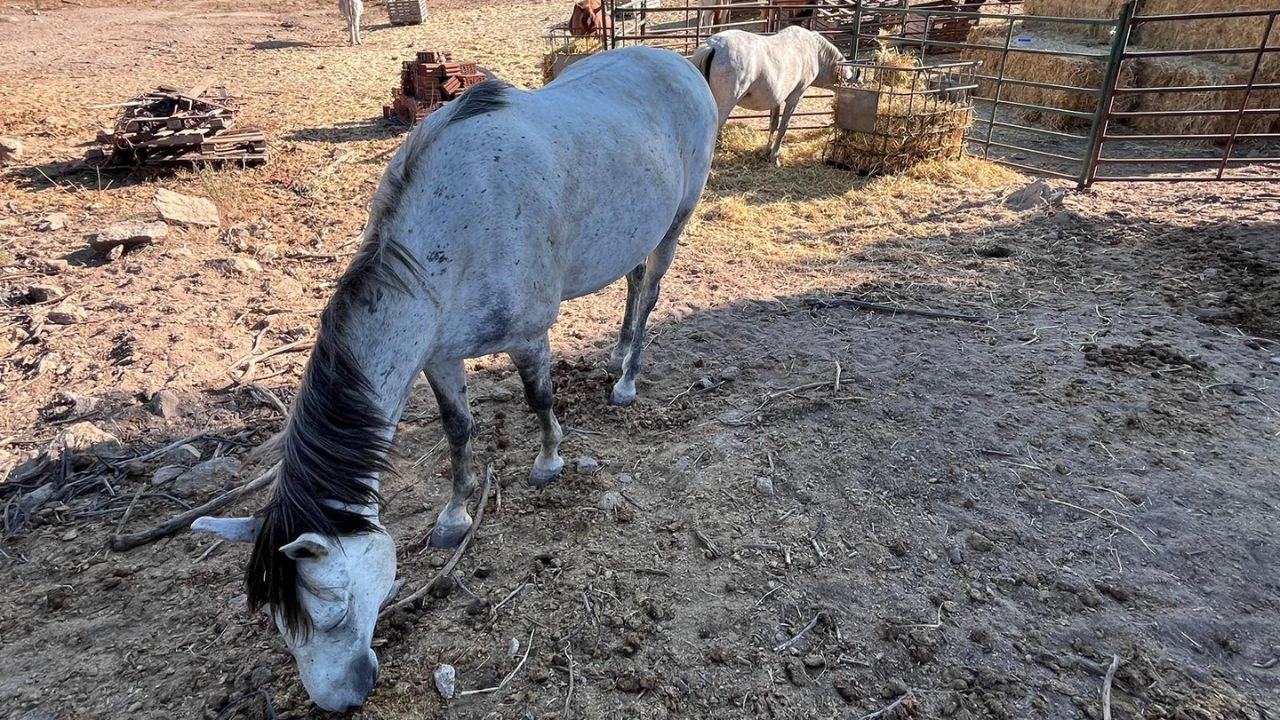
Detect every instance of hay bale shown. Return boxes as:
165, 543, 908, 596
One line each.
1128, 53, 1280, 136
1022, 0, 1127, 43
1133, 1, 1279, 74
541, 37, 604, 84
825, 51, 975, 174
961, 28, 1138, 130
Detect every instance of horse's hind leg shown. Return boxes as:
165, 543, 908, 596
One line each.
425, 360, 476, 548
509, 334, 565, 488
609, 210, 691, 406
608, 263, 646, 375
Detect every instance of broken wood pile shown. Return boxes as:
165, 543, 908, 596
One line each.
383, 50, 487, 126
91, 82, 267, 167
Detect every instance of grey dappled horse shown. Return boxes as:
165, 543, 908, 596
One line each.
692, 26, 851, 165
191, 47, 718, 712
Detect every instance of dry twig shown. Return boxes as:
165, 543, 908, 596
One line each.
858, 693, 912, 720
458, 629, 534, 697
774, 613, 821, 652
380, 466, 494, 617
1102, 654, 1121, 720
109, 463, 279, 551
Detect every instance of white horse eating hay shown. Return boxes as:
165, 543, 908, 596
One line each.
339, 0, 362, 45
692, 26, 851, 166
190, 47, 717, 712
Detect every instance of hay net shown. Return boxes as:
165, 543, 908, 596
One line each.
825, 49, 979, 174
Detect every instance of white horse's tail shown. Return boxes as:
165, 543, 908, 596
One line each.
690, 45, 716, 84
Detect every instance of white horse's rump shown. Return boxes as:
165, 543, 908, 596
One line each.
692, 26, 851, 165
338, 0, 362, 45
193, 47, 718, 712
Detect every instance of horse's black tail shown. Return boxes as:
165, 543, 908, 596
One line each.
692, 46, 716, 84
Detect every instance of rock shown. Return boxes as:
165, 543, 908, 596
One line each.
0, 136, 23, 164
717, 365, 741, 382
154, 188, 221, 227
36, 213, 67, 232
249, 667, 273, 688
597, 490, 623, 512
26, 284, 64, 303
51, 422, 121, 463
947, 545, 965, 565
966, 531, 994, 553
17, 483, 57, 517
151, 465, 186, 485
147, 389, 182, 419
173, 457, 242, 496
163, 443, 201, 466
90, 220, 167, 252
576, 456, 600, 474
754, 477, 775, 497
433, 664, 456, 699
40, 259, 70, 275
216, 257, 262, 274
618, 472, 634, 484
46, 307, 86, 325
1004, 179, 1063, 211
783, 657, 811, 687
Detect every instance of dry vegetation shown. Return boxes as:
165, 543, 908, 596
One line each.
2, 2, 1280, 720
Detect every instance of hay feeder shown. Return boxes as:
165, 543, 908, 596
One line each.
825, 56, 978, 175
541, 22, 605, 85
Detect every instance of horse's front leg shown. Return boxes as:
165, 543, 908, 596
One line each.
608, 263, 646, 375
610, 211, 690, 406
509, 334, 565, 488
767, 106, 781, 151
424, 360, 476, 548
768, 91, 804, 167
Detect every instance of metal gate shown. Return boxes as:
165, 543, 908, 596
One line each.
596, 1, 1280, 186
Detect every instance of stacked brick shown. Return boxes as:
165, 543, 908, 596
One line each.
383, 50, 487, 126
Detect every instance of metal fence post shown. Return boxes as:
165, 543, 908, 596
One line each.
1216, 12, 1276, 179
1080, 0, 1137, 188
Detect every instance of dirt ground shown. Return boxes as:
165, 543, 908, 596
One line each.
3, 1, 1280, 719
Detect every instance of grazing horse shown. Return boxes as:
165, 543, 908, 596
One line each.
339, 0, 362, 45
692, 26, 850, 166
190, 47, 717, 713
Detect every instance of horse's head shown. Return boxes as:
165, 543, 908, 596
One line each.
814, 34, 854, 89
192, 515, 398, 712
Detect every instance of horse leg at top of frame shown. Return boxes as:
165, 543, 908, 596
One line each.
768, 92, 803, 167
509, 335, 565, 488
424, 360, 477, 548
609, 213, 690, 407
608, 263, 646, 375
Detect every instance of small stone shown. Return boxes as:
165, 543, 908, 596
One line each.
433, 664, 456, 699
154, 188, 221, 227
947, 545, 965, 565
163, 443, 201, 466
173, 457, 242, 496
61, 528, 78, 541
46, 307, 86, 325
1004, 179, 1052, 211
51, 422, 121, 463
717, 365, 741, 382
36, 213, 67, 232
216, 257, 262, 274
26, 284, 64, 303
966, 531, 994, 553
576, 456, 600, 474
618, 472, 634, 484
834, 678, 861, 703
783, 657, 811, 687
597, 490, 623, 512
148, 389, 182, 419
249, 667, 273, 687
151, 465, 186, 485
696, 377, 713, 390
40, 259, 69, 275
754, 477, 775, 497
802, 655, 826, 669
91, 220, 167, 252
0, 136, 23, 164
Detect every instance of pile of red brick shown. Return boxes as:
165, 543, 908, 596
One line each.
383, 50, 487, 126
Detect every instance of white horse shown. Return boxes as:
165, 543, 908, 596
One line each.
692, 26, 851, 166
338, 0, 362, 45
190, 47, 717, 712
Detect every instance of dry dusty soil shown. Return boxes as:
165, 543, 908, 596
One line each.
2, 1, 1280, 719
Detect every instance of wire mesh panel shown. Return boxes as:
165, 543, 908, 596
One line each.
825, 59, 977, 173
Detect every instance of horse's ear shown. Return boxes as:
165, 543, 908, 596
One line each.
192, 515, 262, 543
280, 533, 331, 560
245, 431, 286, 467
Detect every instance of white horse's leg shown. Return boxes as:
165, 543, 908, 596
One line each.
509, 334, 565, 488
609, 212, 691, 406
768, 91, 804, 167
608, 263, 646, 375
767, 106, 780, 152
425, 360, 476, 548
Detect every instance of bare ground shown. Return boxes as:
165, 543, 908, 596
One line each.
2, 2, 1280, 720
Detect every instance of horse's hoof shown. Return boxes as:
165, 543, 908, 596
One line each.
529, 454, 564, 488
428, 520, 471, 549
609, 382, 637, 407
